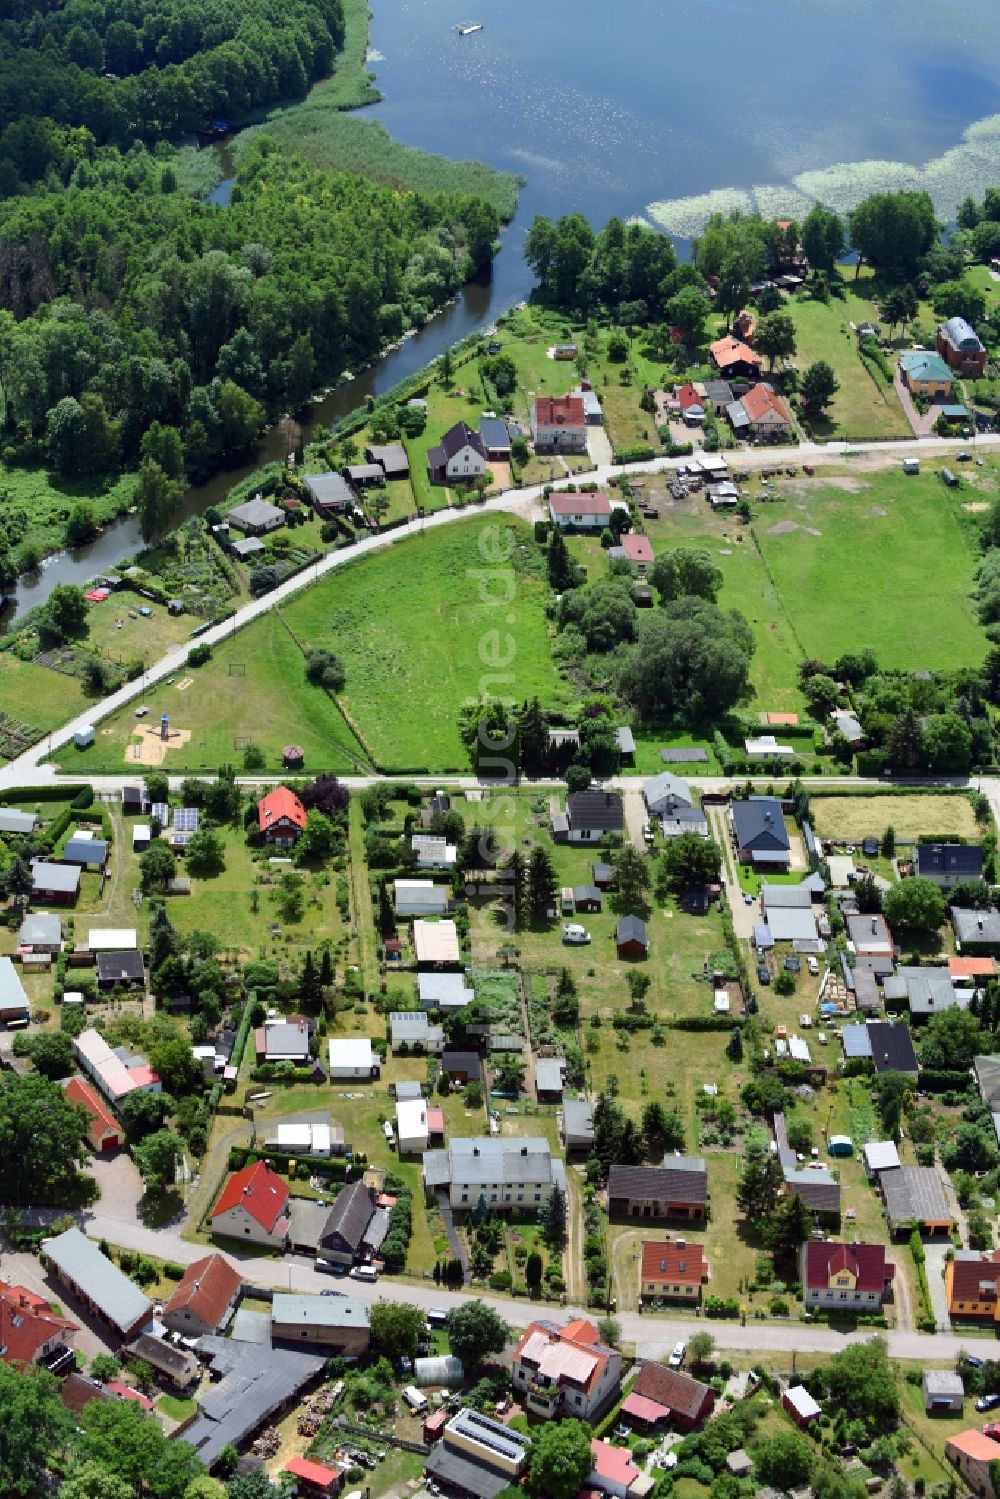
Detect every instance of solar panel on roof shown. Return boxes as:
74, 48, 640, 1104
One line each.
660, 747, 708, 763
172, 808, 200, 832
151, 802, 169, 823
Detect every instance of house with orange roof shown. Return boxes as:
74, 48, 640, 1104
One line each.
588, 1438, 640, 1499
945, 1248, 1000, 1323
257, 786, 307, 848
639, 1240, 706, 1303
951, 957, 997, 980
709, 335, 760, 379
0, 1283, 76, 1372
945, 1430, 1000, 1499
63, 1076, 125, 1153
211, 1160, 290, 1248
734, 382, 792, 442
162, 1253, 242, 1338
511, 1317, 621, 1421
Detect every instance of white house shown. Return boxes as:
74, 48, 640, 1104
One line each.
426, 423, 487, 484
532, 395, 588, 453
422, 1136, 566, 1212
396, 1098, 429, 1154
394, 880, 448, 917
548, 492, 612, 530
327, 1038, 379, 1079
411, 835, 457, 870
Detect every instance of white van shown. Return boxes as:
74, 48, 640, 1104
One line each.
403, 1385, 428, 1413
350, 1264, 379, 1283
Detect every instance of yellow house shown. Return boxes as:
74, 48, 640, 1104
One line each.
898, 351, 954, 399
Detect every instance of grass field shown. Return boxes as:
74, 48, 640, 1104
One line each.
786, 280, 913, 441
0, 653, 87, 752
811, 793, 979, 841
753, 466, 987, 673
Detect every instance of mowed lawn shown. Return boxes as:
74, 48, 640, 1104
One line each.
788, 285, 912, 440
754, 471, 986, 672
811, 793, 979, 842
0, 653, 87, 750
275, 519, 569, 771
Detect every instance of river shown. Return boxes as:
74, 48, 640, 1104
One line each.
8, 0, 1000, 621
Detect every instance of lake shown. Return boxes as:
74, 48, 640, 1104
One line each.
8, 0, 1000, 620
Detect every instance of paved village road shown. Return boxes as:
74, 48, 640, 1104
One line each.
3, 431, 1000, 792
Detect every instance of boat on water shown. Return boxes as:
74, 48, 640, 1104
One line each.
454, 21, 483, 34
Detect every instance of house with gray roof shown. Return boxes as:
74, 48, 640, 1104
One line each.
0, 808, 36, 835
365, 443, 409, 479
608, 1159, 708, 1220
561, 1098, 594, 1151
31, 861, 81, 903
17, 912, 61, 952
478, 417, 512, 458
418, 971, 474, 1010
952, 906, 1000, 953
974, 1055, 1000, 1147
764, 906, 818, 944
303, 471, 353, 514
64, 837, 108, 868
44, 1227, 152, 1338
898, 967, 966, 1018
390, 1010, 444, 1053
226, 497, 285, 535
534, 1057, 565, 1100
271, 1293, 370, 1355
643, 772, 693, 817
427, 422, 487, 484
914, 844, 983, 887
423, 1136, 565, 1211
317, 1180, 379, 1266
731, 798, 790, 869
841, 1024, 873, 1060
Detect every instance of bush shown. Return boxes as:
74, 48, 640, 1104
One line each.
70, 786, 94, 810
188, 642, 212, 667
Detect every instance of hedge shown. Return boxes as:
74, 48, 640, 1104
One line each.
0, 784, 87, 804
228, 998, 255, 1077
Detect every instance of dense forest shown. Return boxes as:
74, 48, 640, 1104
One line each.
0, 0, 505, 576
0, 0, 345, 155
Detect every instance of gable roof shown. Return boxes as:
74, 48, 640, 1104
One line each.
0, 1282, 76, 1366
644, 772, 692, 811
803, 1241, 890, 1292
621, 533, 654, 564
947, 1430, 1000, 1462
534, 395, 586, 427
303, 471, 353, 509
478, 417, 511, 449
867, 1021, 919, 1075
257, 786, 307, 834
438, 421, 486, 460
513, 1318, 609, 1394
162, 1254, 241, 1332
631, 1361, 713, 1421
914, 843, 983, 879
63, 1077, 121, 1150
948, 1248, 1000, 1304
549, 491, 611, 517
44, 1228, 152, 1334
608, 1160, 707, 1204
32, 861, 81, 894
740, 383, 790, 423
640, 1240, 705, 1285
710, 335, 760, 369
567, 790, 624, 832
320, 1179, 377, 1254
880, 1165, 951, 1227
212, 1161, 289, 1231
227, 496, 284, 529
616, 914, 648, 947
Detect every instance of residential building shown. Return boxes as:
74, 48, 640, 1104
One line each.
271, 1294, 370, 1355
571, 385, 603, 423
512, 1317, 621, 1421
547, 491, 612, 529
31, 861, 81, 903
411, 834, 457, 870
394, 879, 448, 916
607, 1159, 708, 1220
0, 1283, 76, 1372
847, 913, 894, 959
573, 885, 602, 913
211, 1160, 290, 1248
263, 1121, 341, 1157
317, 1179, 380, 1265
440, 1049, 481, 1083
534, 1057, 565, 1100
946, 1431, 1000, 1499
899, 350, 954, 398
735, 382, 792, 441
946, 1248, 1000, 1322
914, 843, 983, 887
800, 1241, 894, 1311
643, 772, 693, 818
879, 1166, 954, 1236
397, 1097, 430, 1154
784, 1385, 822, 1426
938, 316, 987, 377
925, 1368, 965, 1414
226, 497, 285, 535
365, 443, 409, 479
74, 1029, 160, 1104
639, 1240, 706, 1302
478, 417, 512, 458
588, 1438, 640, 1499
565, 790, 624, 842
831, 708, 865, 746
327, 1037, 378, 1079
413, 919, 461, 967
162, 1253, 242, 1338
953, 906, 1000, 953
676, 382, 706, 425
704, 379, 734, 414
774, 1112, 841, 1218
303, 470, 353, 514
561, 1097, 594, 1151
257, 787, 307, 847
418, 971, 474, 1009
390, 1010, 443, 1053
532, 395, 588, 453
63, 1077, 125, 1153
17, 913, 61, 954
423, 1136, 566, 1211
256, 1017, 311, 1065
0, 956, 31, 1025
424, 1408, 530, 1499
123, 1332, 198, 1389
343, 462, 384, 488
709, 335, 760, 379
731, 797, 790, 869
620, 1361, 715, 1431
96, 950, 145, 991
862, 1141, 901, 1177
867, 1020, 919, 1078
610, 533, 654, 572
44, 1228, 152, 1339
0, 807, 36, 835
427, 422, 487, 484
616, 914, 649, 958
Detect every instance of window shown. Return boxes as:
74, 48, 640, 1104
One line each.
839, 1292, 848, 1300
535, 1193, 541, 1202
461, 1193, 468, 1203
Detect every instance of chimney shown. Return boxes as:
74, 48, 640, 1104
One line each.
473, 1145, 479, 1156
521, 1146, 528, 1156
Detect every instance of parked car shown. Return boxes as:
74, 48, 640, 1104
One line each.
743, 892, 754, 905
983, 1423, 1000, 1440
957, 451, 973, 461
758, 965, 771, 985
799, 1013, 812, 1028
807, 956, 820, 976
562, 924, 591, 945
669, 1342, 686, 1369
976, 1395, 1000, 1412
642, 824, 655, 844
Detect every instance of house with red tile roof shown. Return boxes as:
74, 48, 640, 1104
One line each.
286, 1457, 342, 1495
211, 1160, 290, 1248
532, 395, 588, 454
587, 1438, 640, 1498
619, 534, 654, 571
735, 382, 792, 441
257, 786, 307, 847
162, 1253, 242, 1339
512, 1317, 621, 1421
0, 1283, 76, 1371
639, 1240, 706, 1303
548, 490, 612, 530
801, 1241, 894, 1312
63, 1076, 125, 1153
950, 956, 997, 980
676, 383, 706, 425
945, 1248, 1000, 1322
946, 1430, 1000, 1499
620, 1361, 715, 1431
709, 335, 760, 379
